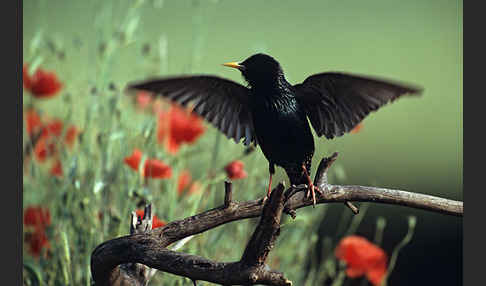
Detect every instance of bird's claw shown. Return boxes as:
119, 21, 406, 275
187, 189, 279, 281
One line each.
305, 182, 322, 207
315, 185, 324, 196
261, 195, 269, 205
301, 163, 321, 207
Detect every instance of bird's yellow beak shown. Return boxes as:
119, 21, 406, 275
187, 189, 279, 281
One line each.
222, 62, 243, 70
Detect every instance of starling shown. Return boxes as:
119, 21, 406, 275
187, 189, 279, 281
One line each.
127, 53, 422, 205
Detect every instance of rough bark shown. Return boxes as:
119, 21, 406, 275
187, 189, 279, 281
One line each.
91, 153, 463, 285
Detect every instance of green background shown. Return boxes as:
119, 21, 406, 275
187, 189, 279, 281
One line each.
23, 0, 462, 285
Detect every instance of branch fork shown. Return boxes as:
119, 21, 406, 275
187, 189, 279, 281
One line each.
91, 153, 463, 285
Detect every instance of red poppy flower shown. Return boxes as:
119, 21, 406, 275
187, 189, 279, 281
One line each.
64, 126, 79, 147
135, 91, 153, 111
30, 118, 79, 162
24, 112, 79, 167
23, 64, 63, 98
133, 91, 165, 114
176, 171, 202, 196
50, 159, 63, 177
25, 109, 43, 136
33, 136, 57, 162
188, 181, 202, 195
224, 160, 248, 180
24, 206, 51, 229
135, 209, 166, 229
335, 235, 388, 286
124, 148, 172, 179
25, 228, 50, 258
177, 170, 192, 195
144, 158, 173, 178
157, 105, 205, 154
41, 119, 64, 138
350, 123, 364, 134
124, 148, 143, 170
23, 207, 51, 258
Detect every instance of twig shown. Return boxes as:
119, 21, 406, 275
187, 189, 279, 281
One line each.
313, 152, 339, 186
224, 180, 233, 208
344, 201, 359, 214
312, 153, 359, 214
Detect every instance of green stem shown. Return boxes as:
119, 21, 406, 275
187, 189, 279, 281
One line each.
382, 216, 417, 286
373, 217, 387, 246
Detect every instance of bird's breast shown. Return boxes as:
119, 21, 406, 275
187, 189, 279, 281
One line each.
250, 91, 315, 165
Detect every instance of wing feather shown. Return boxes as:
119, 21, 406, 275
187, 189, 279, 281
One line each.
128, 75, 257, 145
294, 72, 422, 139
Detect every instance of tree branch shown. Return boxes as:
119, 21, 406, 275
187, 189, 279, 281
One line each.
224, 180, 233, 208
91, 153, 463, 285
100, 204, 157, 286
241, 183, 286, 267
92, 184, 292, 286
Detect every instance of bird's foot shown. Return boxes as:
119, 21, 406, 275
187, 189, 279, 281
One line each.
262, 174, 273, 205
302, 164, 323, 208
305, 182, 323, 207
267, 176, 273, 198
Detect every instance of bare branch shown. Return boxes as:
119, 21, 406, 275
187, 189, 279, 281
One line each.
154, 179, 461, 249
312, 152, 339, 186
344, 201, 359, 214
102, 204, 155, 286
224, 180, 233, 208
241, 182, 286, 267
91, 153, 463, 286
314, 184, 463, 216
92, 185, 292, 286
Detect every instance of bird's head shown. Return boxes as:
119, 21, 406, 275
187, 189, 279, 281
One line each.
223, 53, 284, 88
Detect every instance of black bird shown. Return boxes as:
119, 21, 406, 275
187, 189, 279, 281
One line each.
127, 53, 422, 205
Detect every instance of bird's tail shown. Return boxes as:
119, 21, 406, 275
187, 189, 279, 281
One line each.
284, 161, 312, 187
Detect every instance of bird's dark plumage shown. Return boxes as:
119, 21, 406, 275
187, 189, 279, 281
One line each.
127, 53, 422, 201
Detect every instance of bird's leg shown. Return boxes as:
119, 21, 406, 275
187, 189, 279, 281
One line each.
264, 163, 276, 204
302, 164, 322, 207
267, 173, 273, 197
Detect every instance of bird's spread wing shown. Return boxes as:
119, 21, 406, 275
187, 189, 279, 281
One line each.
293, 72, 422, 139
127, 75, 257, 145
